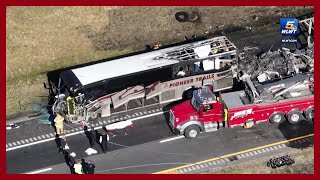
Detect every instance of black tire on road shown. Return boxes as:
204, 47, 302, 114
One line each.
184, 125, 200, 139
287, 110, 303, 124
175, 12, 189, 22
188, 12, 200, 22
269, 112, 286, 124
304, 107, 314, 121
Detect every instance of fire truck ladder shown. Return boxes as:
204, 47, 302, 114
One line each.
299, 17, 314, 48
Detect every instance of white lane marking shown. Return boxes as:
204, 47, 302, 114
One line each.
159, 135, 184, 143
26, 168, 52, 174
7, 111, 166, 151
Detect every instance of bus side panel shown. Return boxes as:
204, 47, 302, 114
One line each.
160, 69, 233, 103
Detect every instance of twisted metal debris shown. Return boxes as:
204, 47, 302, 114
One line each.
238, 45, 314, 83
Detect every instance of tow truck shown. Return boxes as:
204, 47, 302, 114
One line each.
169, 73, 314, 139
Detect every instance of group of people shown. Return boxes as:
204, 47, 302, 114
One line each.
54, 112, 110, 153
85, 126, 110, 153
57, 134, 97, 174
59, 149, 96, 174
53, 111, 132, 174
54, 112, 103, 174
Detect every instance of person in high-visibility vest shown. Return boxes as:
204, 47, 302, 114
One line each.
74, 160, 83, 174
54, 112, 65, 135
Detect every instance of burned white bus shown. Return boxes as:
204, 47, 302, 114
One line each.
48, 36, 238, 123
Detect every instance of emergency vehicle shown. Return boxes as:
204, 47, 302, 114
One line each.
169, 73, 314, 139
47, 36, 238, 123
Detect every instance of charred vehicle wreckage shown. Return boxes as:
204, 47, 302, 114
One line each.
238, 45, 314, 84
45, 35, 314, 125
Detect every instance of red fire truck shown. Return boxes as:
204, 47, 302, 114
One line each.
169, 74, 314, 139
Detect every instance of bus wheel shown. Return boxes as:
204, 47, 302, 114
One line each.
287, 110, 303, 124
184, 125, 200, 139
90, 112, 101, 120
304, 107, 314, 121
269, 112, 285, 124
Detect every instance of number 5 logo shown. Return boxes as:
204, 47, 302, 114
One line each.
285, 21, 296, 30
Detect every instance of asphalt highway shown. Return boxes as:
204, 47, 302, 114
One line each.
6, 111, 314, 174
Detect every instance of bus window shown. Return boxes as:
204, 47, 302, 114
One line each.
176, 67, 186, 76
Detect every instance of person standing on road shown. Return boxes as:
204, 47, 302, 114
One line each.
59, 136, 67, 153
90, 127, 97, 148
99, 131, 109, 153
86, 161, 96, 174
63, 151, 76, 174
74, 160, 83, 174
54, 112, 65, 135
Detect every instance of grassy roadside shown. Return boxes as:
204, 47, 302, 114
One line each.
202, 147, 314, 174
6, 6, 314, 116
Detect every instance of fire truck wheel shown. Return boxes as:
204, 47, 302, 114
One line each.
304, 107, 314, 121
269, 113, 285, 124
287, 110, 303, 124
184, 125, 200, 139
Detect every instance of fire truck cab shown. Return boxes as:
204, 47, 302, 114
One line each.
169, 74, 314, 139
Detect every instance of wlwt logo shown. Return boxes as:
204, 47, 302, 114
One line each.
280, 18, 298, 36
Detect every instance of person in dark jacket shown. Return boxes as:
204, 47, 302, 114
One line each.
86, 161, 96, 174
68, 152, 76, 174
90, 127, 97, 148
99, 131, 109, 153
59, 136, 68, 153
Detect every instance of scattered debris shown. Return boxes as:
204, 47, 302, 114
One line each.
6, 123, 20, 130
32, 103, 52, 124
189, 11, 200, 22
85, 148, 97, 155
216, 25, 225, 29
175, 11, 200, 23
238, 45, 314, 84
153, 42, 161, 49
267, 155, 295, 169
245, 26, 252, 31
